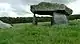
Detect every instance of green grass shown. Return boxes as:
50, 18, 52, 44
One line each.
0, 20, 80, 44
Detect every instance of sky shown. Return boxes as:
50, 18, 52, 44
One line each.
66, 0, 80, 15
0, 0, 79, 17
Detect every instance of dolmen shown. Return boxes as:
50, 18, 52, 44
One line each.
30, 2, 73, 25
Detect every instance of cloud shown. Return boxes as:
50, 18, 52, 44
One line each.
48, 0, 77, 4
21, 0, 44, 5
0, 0, 78, 17
22, 0, 77, 5
66, 0, 80, 14
9, 0, 77, 15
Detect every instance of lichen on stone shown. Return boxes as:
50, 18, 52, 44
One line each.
30, 2, 73, 15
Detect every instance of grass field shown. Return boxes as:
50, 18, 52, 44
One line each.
0, 20, 80, 44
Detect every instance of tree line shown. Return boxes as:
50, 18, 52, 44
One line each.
0, 17, 51, 24
0, 15, 79, 24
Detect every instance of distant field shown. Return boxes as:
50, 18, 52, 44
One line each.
0, 20, 80, 44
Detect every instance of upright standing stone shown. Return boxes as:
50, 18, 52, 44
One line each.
51, 12, 54, 25
33, 14, 37, 25
54, 12, 68, 24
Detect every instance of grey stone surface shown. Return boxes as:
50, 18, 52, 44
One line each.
54, 12, 68, 24
33, 14, 37, 25
0, 20, 12, 29
30, 2, 73, 15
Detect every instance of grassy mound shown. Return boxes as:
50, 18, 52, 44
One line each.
0, 20, 80, 44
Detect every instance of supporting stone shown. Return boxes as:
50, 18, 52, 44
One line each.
51, 12, 54, 25
53, 12, 68, 24
33, 13, 38, 25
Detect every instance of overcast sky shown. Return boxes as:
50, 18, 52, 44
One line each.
0, 0, 79, 17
